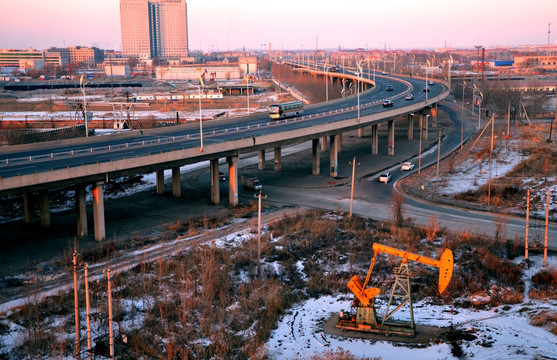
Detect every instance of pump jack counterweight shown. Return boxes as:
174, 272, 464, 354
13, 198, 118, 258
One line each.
337, 243, 454, 336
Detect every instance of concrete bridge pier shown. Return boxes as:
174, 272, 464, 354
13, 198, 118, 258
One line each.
320, 137, 327, 152
38, 190, 51, 227
422, 114, 429, 141
408, 114, 414, 139
388, 120, 395, 156
312, 138, 320, 175
337, 133, 342, 152
274, 147, 281, 171
358, 128, 364, 138
227, 155, 238, 206
210, 159, 220, 204
258, 150, 266, 170
76, 184, 87, 237
329, 135, 338, 177
371, 124, 378, 155
156, 169, 165, 195
172, 167, 181, 198
92, 181, 105, 241
23, 191, 35, 224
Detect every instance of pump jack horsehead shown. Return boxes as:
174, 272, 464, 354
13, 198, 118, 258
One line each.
337, 243, 454, 336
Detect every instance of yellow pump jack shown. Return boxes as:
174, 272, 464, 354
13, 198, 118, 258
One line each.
337, 243, 454, 336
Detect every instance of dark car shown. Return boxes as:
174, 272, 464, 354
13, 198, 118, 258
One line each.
382, 99, 393, 107
219, 171, 226, 182
386, 85, 394, 91
423, 86, 430, 92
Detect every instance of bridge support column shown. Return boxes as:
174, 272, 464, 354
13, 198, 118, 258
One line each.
329, 135, 338, 177
422, 114, 429, 141
38, 190, 51, 227
227, 155, 239, 206
92, 182, 105, 242
388, 120, 395, 156
321, 137, 327, 152
210, 159, 220, 204
172, 167, 181, 198
337, 133, 342, 152
156, 169, 165, 195
258, 150, 266, 170
358, 128, 364, 138
23, 191, 35, 224
76, 184, 87, 237
407, 114, 414, 139
312, 138, 320, 175
371, 124, 378, 155
274, 147, 282, 171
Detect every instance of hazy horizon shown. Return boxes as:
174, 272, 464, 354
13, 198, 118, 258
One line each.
0, 0, 554, 52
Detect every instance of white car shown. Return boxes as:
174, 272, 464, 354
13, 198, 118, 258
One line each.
401, 162, 415, 171
378, 172, 392, 183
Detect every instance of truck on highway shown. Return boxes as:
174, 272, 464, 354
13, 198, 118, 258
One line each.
240, 176, 262, 191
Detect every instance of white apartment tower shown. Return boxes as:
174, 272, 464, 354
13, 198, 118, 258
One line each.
120, 0, 188, 59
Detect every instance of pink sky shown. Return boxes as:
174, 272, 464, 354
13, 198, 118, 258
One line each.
0, 0, 554, 51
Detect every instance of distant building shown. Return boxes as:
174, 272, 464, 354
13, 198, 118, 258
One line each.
120, 0, 189, 60
514, 55, 557, 72
68, 46, 104, 66
238, 57, 258, 75
0, 48, 43, 68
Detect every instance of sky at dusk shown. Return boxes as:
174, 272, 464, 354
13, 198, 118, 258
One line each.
0, 0, 555, 51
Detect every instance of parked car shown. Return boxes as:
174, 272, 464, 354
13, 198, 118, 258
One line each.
401, 162, 415, 171
405, 93, 414, 100
381, 99, 393, 107
386, 85, 394, 91
423, 86, 430, 92
219, 171, 226, 182
378, 172, 392, 183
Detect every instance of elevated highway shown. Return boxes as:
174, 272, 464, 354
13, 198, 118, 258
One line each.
0, 63, 449, 240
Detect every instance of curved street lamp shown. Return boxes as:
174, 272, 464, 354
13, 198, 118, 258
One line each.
79, 75, 90, 137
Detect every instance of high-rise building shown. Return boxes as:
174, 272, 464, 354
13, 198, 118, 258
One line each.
120, 0, 188, 60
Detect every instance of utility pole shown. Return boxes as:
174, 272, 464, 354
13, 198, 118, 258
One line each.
418, 116, 423, 175
525, 189, 530, 263
349, 157, 360, 218
107, 269, 114, 359
84, 264, 92, 360
544, 187, 549, 267
254, 191, 267, 277
436, 129, 442, 181
73, 252, 80, 360
487, 115, 494, 208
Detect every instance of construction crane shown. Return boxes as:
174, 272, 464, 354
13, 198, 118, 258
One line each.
337, 243, 454, 336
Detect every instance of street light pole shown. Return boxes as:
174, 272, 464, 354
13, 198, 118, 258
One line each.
80, 75, 89, 137
460, 81, 467, 149
324, 60, 329, 102
247, 77, 250, 115
254, 191, 267, 278
198, 85, 203, 150
349, 157, 359, 218
356, 72, 360, 121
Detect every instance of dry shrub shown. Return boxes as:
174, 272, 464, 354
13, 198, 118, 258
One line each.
530, 267, 557, 300
529, 310, 557, 335
531, 267, 557, 288
425, 213, 439, 242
